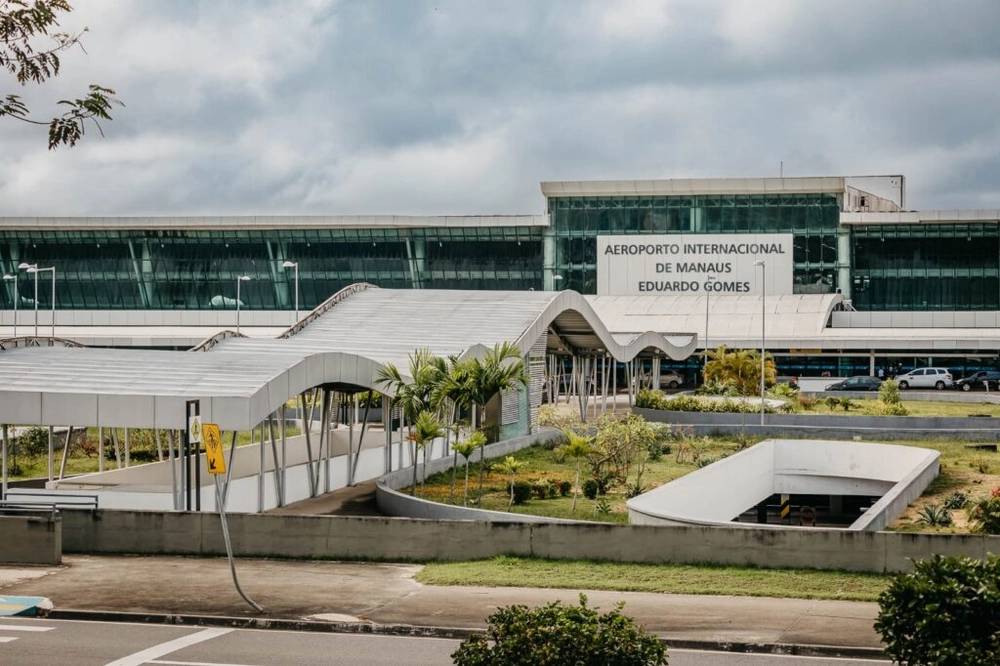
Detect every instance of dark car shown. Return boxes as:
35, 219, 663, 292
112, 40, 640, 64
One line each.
955, 371, 1000, 392
825, 376, 883, 391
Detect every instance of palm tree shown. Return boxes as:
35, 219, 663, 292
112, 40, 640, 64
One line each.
704, 345, 776, 396
453, 432, 483, 506
495, 455, 526, 510
466, 341, 530, 501
561, 429, 593, 513
376, 348, 447, 488
411, 410, 445, 497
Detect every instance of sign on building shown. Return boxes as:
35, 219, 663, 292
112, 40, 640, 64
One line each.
596, 233, 794, 296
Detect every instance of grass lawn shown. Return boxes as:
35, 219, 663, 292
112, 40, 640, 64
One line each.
416, 556, 890, 602
785, 396, 1000, 417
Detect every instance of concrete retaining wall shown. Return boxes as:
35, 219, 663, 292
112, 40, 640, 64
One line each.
0, 513, 61, 565
635, 408, 1000, 441
375, 429, 567, 522
59, 508, 1000, 573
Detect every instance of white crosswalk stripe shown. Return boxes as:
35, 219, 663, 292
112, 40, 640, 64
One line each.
0, 623, 55, 644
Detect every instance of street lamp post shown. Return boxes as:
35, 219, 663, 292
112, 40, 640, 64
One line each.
2, 274, 15, 338
18, 263, 37, 337
281, 261, 299, 323
755, 260, 766, 426
704, 276, 717, 379
235, 275, 251, 336
27, 266, 56, 343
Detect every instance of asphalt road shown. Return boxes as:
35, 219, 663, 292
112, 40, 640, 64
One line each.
0, 618, 887, 665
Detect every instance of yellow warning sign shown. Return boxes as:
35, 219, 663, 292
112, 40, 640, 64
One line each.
203, 423, 226, 475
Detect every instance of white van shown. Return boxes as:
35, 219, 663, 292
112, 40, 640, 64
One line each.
895, 368, 954, 390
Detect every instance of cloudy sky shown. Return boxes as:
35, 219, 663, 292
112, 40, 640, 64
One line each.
2, 0, 999, 215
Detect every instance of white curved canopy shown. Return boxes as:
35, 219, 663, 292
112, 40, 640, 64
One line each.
0, 286, 695, 431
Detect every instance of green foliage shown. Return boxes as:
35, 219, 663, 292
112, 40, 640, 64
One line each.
824, 396, 855, 412
624, 482, 648, 498
582, 478, 599, 500
558, 480, 571, 496
879, 379, 902, 405
18, 426, 49, 456
916, 504, 952, 527
862, 401, 909, 416
943, 491, 969, 510
968, 489, 1000, 534
634, 388, 663, 408
511, 480, 532, 505
594, 497, 612, 515
451, 594, 667, 666
1, 0, 123, 148
695, 377, 740, 397
875, 554, 1000, 666
703, 345, 776, 396
767, 382, 798, 399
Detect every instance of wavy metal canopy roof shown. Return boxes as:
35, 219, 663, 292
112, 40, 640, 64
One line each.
0, 285, 695, 431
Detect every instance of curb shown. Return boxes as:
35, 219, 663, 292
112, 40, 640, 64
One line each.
45, 608, 887, 660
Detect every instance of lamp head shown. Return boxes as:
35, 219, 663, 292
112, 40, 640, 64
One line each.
238, 275, 252, 282
2, 274, 13, 281
26, 266, 38, 274
281, 261, 297, 269
754, 260, 764, 267
18, 262, 34, 270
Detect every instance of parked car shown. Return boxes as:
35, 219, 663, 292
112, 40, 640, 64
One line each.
826, 376, 882, 391
895, 367, 954, 390
955, 370, 1000, 392
658, 370, 684, 389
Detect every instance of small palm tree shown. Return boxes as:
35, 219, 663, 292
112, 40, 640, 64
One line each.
411, 410, 445, 497
495, 455, 526, 510
453, 431, 485, 506
561, 429, 593, 513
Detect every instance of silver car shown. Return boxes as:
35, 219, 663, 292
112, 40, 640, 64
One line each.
895, 367, 954, 390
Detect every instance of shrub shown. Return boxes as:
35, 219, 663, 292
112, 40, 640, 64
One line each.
875, 554, 1000, 666
594, 498, 612, 515
862, 401, 909, 416
879, 378, 902, 405
695, 456, 717, 468
944, 491, 969, 510
916, 504, 952, 527
635, 388, 666, 409
768, 382, 798, 399
971, 457, 993, 475
18, 426, 50, 456
697, 377, 740, 396
511, 480, 532, 505
796, 393, 819, 410
558, 480, 572, 497
531, 481, 550, 500
452, 594, 667, 666
968, 489, 1000, 534
582, 478, 599, 500
624, 482, 648, 498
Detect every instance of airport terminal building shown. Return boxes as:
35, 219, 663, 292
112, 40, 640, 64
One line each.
3, 174, 1000, 379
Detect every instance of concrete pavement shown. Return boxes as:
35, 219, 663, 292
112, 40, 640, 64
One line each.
0, 555, 885, 659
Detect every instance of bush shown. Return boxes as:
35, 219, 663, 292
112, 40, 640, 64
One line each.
635, 388, 666, 409
916, 504, 952, 527
968, 488, 1000, 534
558, 480, 572, 497
861, 401, 909, 416
582, 478, 599, 500
796, 394, 819, 410
879, 378, 902, 405
944, 491, 969, 510
511, 480, 532, 506
452, 594, 667, 666
18, 426, 50, 456
875, 554, 1000, 666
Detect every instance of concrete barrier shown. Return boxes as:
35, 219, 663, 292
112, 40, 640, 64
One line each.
635, 408, 1000, 441
59, 508, 1000, 573
375, 429, 569, 522
0, 513, 62, 565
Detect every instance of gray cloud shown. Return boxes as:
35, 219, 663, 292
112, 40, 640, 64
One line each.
1, 0, 999, 215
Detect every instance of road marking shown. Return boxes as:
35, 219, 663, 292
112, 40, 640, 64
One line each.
0, 624, 54, 632
103, 628, 233, 666
146, 659, 260, 666
0, 637, 17, 643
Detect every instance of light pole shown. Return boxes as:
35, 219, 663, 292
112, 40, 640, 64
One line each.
235, 275, 251, 336
755, 259, 766, 426
27, 266, 56, 342
18, 262, 39, 338
2, 274, 15, 338
704, 276, 717, 379
282, 261, 299, 323
553, 274, 564, 291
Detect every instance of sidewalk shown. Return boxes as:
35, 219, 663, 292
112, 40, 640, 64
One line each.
0, 554, 884, 658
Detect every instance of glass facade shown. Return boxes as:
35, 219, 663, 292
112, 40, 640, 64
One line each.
851, 224, 1000, 310
0, 227, 543, 310
546, 193, 841, 294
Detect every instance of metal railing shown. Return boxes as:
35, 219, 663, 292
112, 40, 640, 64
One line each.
0, 490, 98, 510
